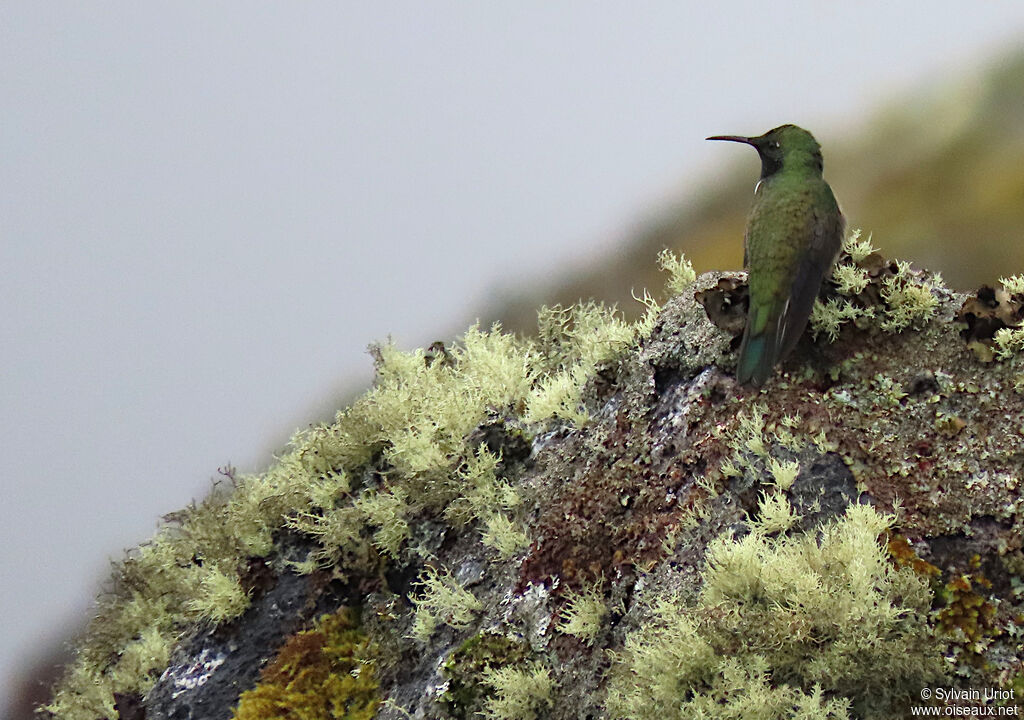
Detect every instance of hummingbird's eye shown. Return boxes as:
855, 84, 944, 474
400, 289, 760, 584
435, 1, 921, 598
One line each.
771, 141, 780, 149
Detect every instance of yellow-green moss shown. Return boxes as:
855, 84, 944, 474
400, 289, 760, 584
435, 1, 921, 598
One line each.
230, 607, 379, 720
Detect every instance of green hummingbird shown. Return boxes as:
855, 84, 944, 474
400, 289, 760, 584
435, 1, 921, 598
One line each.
707, 124, 844, 386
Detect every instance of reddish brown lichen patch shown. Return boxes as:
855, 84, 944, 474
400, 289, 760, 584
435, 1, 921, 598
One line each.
520, 415, 707, 592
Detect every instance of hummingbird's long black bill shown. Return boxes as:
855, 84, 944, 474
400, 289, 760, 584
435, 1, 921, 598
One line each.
706, 135, 753, 144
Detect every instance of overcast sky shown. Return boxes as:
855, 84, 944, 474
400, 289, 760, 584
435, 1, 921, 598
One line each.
4, 2, 1024, 705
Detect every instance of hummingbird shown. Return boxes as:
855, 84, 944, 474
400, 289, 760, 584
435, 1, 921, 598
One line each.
707, 124, 844, 386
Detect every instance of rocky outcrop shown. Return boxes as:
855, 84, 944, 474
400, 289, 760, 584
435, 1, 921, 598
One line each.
43, 245, 1024, 719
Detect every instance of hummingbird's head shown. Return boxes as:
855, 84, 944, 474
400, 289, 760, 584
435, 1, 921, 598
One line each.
707, 124, 824, 179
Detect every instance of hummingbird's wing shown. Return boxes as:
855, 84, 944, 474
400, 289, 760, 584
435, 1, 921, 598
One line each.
777, 199, 845, 362
736, 296, 789, 386
736, 184, 843, 387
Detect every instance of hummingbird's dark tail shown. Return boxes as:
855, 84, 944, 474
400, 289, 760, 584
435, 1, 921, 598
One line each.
736, 299, 787, 387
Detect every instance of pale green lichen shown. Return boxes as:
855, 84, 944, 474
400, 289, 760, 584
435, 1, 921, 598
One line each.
878, 260, 941, 332
408, 565, 483, 643
811, 231, 941, 341
443, 447, 519, 527
753, 491, 802, 534
994, 326, 1024, 360
719, 456, 742, 479
657, 248, 697, 295
843, 228, 877, 262
478, 663, 555, 720
353, 486, 411, 559
832, 262, 870, 296
107, 626, 173, 693
49, 290, 673, 720
524, 364, 593, 425
555, 580, 608, 645
735, 403, 770, 458
605, 500, 945, 720
286, 503, 369, 573
810, 297, 873, 342
185, 566, 250, 623
525, 302, 641, 424
346, 327, 534, 483
766, 457, 800, 491
480, 512, 531, 560
1000, 274, 1024, 295
714, 403, 804, 487
44, 663, 115, 719
631, 288, 662, 340
50, 234, 977, 720
870, 373, 908, 408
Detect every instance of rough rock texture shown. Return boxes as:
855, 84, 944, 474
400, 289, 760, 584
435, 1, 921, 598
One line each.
145, 538, 342, 720
44, 263, 1024, 719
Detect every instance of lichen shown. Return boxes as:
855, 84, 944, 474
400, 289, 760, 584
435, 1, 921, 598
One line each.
353, 486, 411, 559
43, 277, 666, 719
555, 578, 608, 645
478, 663, 555, 720
480, 511, 531, 560
809, 229, 943, 341
408, 565, 483, 643
1001, 274, 1024, 296
994, 326, 1024, 359
656, 248, 697, 295
439, 632, 532, 718
525, 302, 642, 424
184, 565, 250, 622
605, 498, 945, 720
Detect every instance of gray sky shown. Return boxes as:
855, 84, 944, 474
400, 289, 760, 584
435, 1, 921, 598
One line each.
4, 2, 1024, 704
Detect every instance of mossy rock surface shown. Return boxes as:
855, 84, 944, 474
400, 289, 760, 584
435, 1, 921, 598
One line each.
42, 250, 1024, 719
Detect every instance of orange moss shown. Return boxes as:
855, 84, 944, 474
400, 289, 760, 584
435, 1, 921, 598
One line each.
887, 533, 942, 580
888, 538, 1000, 661
935, 556, 1000, 663
231, 607, 379, 720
